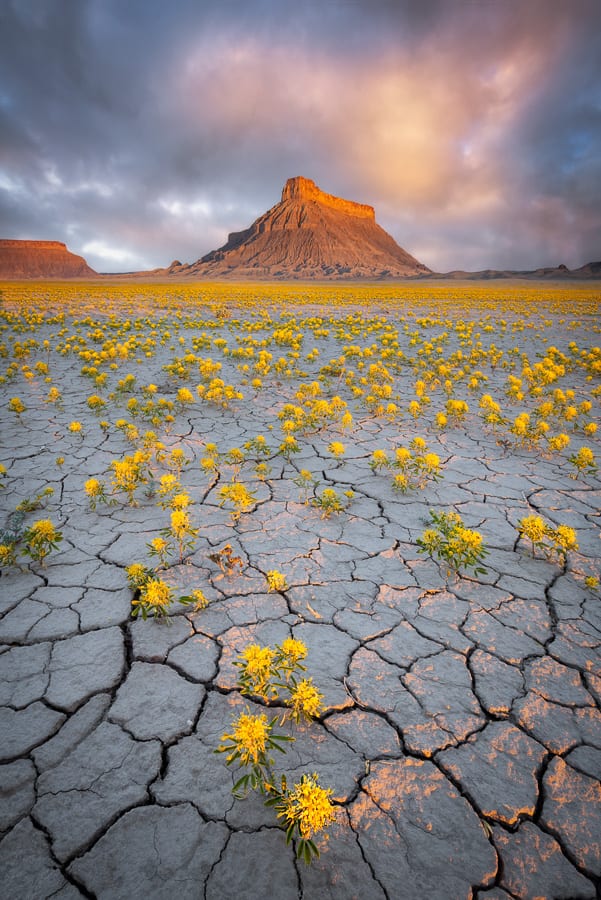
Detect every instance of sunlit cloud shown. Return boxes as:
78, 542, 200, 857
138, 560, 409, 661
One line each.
81, 240, 147, 270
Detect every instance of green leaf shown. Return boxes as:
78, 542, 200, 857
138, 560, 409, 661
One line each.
307, 838, 318, 859
302, 840, 312, 864
268, 734, 294, 750
232, 774, 252, 799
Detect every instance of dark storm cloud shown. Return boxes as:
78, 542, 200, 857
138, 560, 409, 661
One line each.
0, 0, 600, 271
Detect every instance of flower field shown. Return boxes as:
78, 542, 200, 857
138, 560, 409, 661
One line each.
1, 280, 600, 899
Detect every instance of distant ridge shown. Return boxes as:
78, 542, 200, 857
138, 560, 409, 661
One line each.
418, 261, 601, 281
0, 240, 97, 279
168, 176, 430, 280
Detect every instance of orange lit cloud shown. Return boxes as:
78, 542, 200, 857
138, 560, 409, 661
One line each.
1, 0, 600, 271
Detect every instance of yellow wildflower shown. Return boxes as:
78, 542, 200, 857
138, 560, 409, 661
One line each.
392, 473, 409, 492
170, 509, 190, 539
552, 525, 578, 554
28, 519, 58, 542
328, 441, 345, 458
370, 449, 389, 470
280, 637, 307, 663
46, 387, 61, 404
150, 537, 169, 554
170, 492, 191, 510
8, 397, 26, 415
189, 589, 209, 610
280, 774, 336, 840
177, 387, 194, 405
457, 528, 482, 551
572, 446, 595, 468
547, 433, 570, 452
84, 478, 103, 497
395, 447, 411, 466
420, 528, 440, 551
518, 515, 547, 545
143, 579, 172, 608
266, 570, 288, 592
288, 679, 323, 722
239, 644, 275, 693
224, 711, 269, 765
0, 544, 17, 566
423, 452, 440, 472
126, 563, 148, 587
87, 394, 105, 410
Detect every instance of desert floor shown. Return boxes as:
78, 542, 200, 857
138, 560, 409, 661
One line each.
0, 285, 600, 899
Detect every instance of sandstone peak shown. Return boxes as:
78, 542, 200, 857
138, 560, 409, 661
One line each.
281, 177, 375, 220
174, 178, 429, 280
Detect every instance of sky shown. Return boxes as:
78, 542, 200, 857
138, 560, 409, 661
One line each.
1, 0, 600, 274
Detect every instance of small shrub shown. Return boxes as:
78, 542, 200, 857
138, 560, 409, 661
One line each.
417, 509, 487, 577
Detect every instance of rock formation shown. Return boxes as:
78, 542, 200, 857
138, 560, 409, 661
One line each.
170, 177, 430, 279
0, 240, 97, 279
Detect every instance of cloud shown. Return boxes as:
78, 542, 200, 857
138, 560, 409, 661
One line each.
0, 0, 600, 271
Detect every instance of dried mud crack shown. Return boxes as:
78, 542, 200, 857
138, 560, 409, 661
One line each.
1, 291, 599, 899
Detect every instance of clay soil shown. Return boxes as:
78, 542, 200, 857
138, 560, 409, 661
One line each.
1, 283, 599, 899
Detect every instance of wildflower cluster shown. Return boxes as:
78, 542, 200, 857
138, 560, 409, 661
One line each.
273, 773, 337, 858
153, 491, 199, 564
8, 396, 26, 417
266, 569, 288, 592
417, 509, 488, 577
110, 451, 151, 505
197, 377, 243, 408
126, 563, 207, 620
1, 515, 62, 570
0, 488, 62, 571
278, 385, 349, 435
218, 481, 257, 522
569, 446, 597, 477
311, 486, 353, 517
84, 477, 109, 510
21, 519, 63, 564
294, 469, 318, 502
509, 412, 549, 449
217, 640, 334, 862
370, 437, 443, 493
478, 394, 506, 430
517, 515, 578, 565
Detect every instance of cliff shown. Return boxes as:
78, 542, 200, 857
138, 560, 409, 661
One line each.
280, 176, 375, 219
0, 240, 97, 279
171, 177, 429, 280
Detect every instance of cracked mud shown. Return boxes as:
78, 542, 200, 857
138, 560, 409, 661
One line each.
0, 291, 600, 899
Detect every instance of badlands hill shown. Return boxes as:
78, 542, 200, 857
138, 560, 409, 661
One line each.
168, 176, 430, 280
427, 261, 601, 280
0, 240, 97, 279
